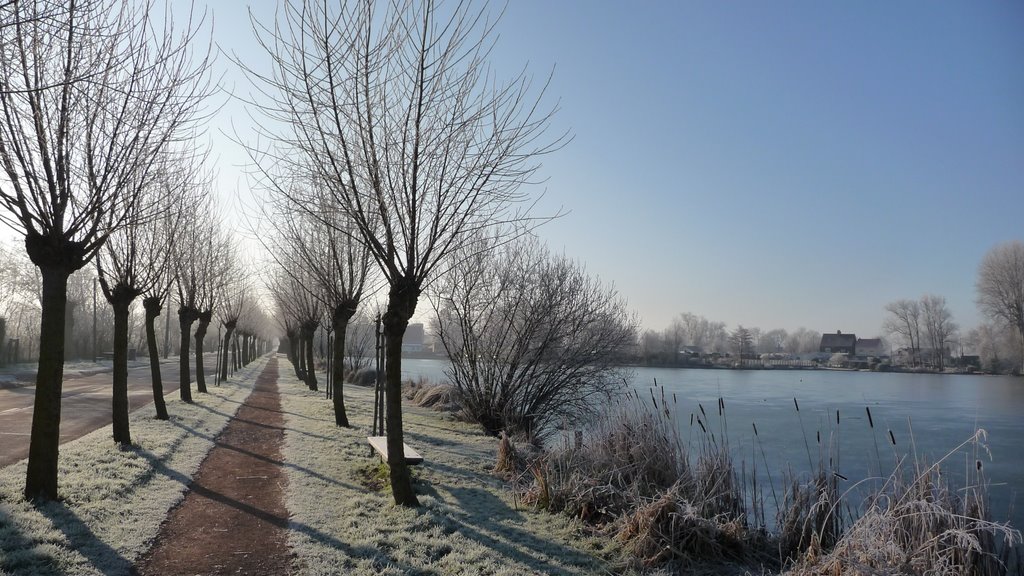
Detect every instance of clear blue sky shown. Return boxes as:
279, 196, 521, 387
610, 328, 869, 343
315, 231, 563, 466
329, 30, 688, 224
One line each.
210, 1, 1024, 338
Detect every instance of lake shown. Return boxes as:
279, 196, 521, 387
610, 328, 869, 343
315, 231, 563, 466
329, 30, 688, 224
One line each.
399, 358, 1023, 528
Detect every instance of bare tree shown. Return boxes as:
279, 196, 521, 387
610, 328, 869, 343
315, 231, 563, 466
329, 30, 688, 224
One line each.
784, 327, 821, 355
246, 0, 563, 505
192, 227, 232, 392
977, 241, 1024, 374
267, 261, 321, 388
920, 294, 957, 371
729, 326, 754, 359
760, 328, 788, 354
96, 174, 173, 444
435, 236, 636, 441
218, 277, 249, 381
884, 299, 922, 367
276, 203, 372, 426
172, 198, 221, 402
0, 0, 212, 500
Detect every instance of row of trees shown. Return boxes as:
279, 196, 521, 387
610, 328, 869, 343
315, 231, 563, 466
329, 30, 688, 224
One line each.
879, 241, 1024, 374
244, 0, 563, 507
637, 313, 823, 365
0, 0, 282, 501
883, 295, 958, 370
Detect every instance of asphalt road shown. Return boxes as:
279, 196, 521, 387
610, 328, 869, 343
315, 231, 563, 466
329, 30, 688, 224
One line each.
0, 354, 219, 468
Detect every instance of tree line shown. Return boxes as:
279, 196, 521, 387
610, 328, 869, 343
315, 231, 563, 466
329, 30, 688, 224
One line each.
0, 0, 276, 501
881, 241, 1024, 375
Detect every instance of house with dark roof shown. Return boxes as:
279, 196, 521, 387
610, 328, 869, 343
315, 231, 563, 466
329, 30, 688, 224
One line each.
856, 338, 885, 358
820, 331, 856, 355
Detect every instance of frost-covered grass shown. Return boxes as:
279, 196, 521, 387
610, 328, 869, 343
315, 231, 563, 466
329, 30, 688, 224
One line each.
279, 358, 611, 575
0, 356, 269, 576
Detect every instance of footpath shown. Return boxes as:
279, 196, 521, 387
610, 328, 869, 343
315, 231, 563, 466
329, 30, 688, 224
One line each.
134, 356, 291, 575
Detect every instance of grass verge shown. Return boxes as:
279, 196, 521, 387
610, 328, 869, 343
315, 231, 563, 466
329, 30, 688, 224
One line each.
278, 357, 612, 575
0, 356, 269, 576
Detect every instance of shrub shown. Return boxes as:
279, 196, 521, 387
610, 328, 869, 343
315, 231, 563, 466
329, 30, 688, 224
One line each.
434, 235, 637, 442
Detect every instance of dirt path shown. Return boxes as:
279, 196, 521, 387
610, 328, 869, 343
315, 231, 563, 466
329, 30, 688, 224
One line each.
134, 356, 291, 576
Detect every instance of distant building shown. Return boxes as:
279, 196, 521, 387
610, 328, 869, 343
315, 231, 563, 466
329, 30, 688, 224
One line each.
856, 338, 885, 358
820, 331, 856, 355
402, 323, 425, 353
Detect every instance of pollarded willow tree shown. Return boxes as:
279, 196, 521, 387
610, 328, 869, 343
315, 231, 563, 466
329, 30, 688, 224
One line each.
272, 189, 372, 426
977, 241, 1024, 373
266, 253, 323, 390
247, 0, 564, 507
141, 154, 212, 418
218, 276, 250, 381
172, 196, 226, 402
434, 236, 636, 442
0, 0, 213, 500
96, 163, 178, 444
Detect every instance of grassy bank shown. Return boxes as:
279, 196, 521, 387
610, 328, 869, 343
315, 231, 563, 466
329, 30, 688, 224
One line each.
0, 356, 268, 576
278, 362, 610, 575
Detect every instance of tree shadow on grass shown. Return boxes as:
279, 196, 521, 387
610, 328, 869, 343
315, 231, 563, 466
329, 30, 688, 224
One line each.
35, 500, 133, 576
133, 447, 421, 574
0, 501, 62, 576
142, 424, 365, 493
420, 484, 602, 574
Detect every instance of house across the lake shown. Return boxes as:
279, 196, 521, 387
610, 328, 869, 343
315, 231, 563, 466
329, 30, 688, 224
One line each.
820, 331, 856, 355
855, 338, 885, 358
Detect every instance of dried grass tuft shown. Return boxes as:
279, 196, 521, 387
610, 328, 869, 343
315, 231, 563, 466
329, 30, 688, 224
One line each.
402, 378, 460, 412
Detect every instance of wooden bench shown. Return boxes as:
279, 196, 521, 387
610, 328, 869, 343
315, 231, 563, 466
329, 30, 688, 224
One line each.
367, 436, 424, 466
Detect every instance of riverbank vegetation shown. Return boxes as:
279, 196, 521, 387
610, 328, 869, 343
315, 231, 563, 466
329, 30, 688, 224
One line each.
481, 389, 1023, 575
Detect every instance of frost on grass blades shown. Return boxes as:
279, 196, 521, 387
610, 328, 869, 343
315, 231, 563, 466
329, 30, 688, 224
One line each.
0, 358, 268, 576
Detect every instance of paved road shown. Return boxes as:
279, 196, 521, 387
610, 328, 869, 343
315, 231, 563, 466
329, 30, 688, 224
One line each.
0, 354, 219, 467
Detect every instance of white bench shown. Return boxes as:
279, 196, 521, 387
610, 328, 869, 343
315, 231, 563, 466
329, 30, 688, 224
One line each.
367, 436, 424, 466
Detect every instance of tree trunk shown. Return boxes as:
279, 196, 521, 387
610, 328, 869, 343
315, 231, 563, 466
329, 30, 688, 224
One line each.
179, 307, 195, 403
194, 309, 212, 393
303, 326, 318, 391
220, 321, 236, 381
332, 305, 356, 427
382, 279, 420, 507
24, 265, 71, 501
144, 297, 168, 420
111, 297, 132, 445
290, 333, 304, 379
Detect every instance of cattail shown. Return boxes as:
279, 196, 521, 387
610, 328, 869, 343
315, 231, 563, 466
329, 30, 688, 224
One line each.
817, 430, 820, 444
690, 413, 694, 426
977, 460, 983, 471
718, 397, 724, 415
888, 429, 896, 446
699, 403, 707, 418
834, 471, 848, 481
752, 422, 759, 437
794, 398, 800, 412
698, 418, 707, 434
836, 409, 840, 425
866, 406, 874, 428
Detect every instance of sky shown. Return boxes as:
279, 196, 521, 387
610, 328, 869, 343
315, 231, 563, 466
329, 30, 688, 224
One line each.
202, 1, 1024, 338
